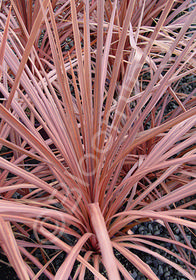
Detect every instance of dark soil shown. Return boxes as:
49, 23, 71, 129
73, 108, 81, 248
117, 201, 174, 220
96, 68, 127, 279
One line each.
0, 255, 19, 280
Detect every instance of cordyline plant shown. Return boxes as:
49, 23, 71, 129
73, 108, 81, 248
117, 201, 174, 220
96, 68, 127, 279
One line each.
0, 0, 196, 279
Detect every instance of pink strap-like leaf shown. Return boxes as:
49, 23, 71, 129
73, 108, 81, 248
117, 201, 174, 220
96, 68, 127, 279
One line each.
54, 233, 92, 280
89, 203, 121, 280
0, 6, 11, 79
0, 217, 30, 280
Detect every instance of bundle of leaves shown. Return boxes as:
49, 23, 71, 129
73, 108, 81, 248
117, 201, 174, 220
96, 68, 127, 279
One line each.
0, 0, 196, 279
